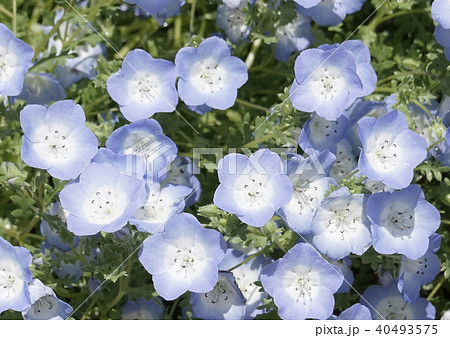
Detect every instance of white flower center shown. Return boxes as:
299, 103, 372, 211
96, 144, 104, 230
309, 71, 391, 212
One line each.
289, 275, 313, 304
29, 296, 60, 319
204, 280, 233, 305
404, 257, 428, 276
331, 147, 357, 180
293, 179, 319, 213
383, 206, 414, 238
129, 75, 160, 103
190, 59, 226, 94
366, 138, 399, 171
41, 129, 69, 159
240, 176, 267, 207
326, 207, 358, 240
311, 68, 344, 101
85, 187, 126, 224
173, 248, 196, 276
0, 50, 14, 80
0, 267, 18, 298
235, 272, 256, 301
134, 190, 176, 223
377, 297, 414, 320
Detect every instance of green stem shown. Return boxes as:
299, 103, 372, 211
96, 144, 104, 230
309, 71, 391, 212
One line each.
245, 38, 262, 69
82, 93, 109, 113
12, 0, 16, 35
427, 137, 445, 152
374, 9, 429, 27
427, 276, 445, 300
338, 169, 360, 184
377, 71, 438, 86
168, 296, 182, 318
228, 251, 264, 272
412, 99, 435, 121
173, 16, 182, 48
374, 87, 397, 94
0, 3, 13, 18
235, 98, 269, 112
189, 0, 197, 36
19, 216, 39, 237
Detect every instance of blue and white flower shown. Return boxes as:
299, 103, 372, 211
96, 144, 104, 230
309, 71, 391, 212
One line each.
121, 296, 164, 319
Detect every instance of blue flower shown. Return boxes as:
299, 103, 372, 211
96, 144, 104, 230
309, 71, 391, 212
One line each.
329, 138, 358, 181
175, 36, 248, 110
434, 24, 450, 61
129, 182, 192, 233
107, 49, 178, 121
358, 110, 427, 189
432, 0, 450, 29
219, 248, 271, 319
0, 23, 33, 96
298, 113, 350, 154
296, 0, 366, 26
190, 271, 247, 320
125, 0, 185, 25
0, 236, 33, 314
367, 185, 441, 260
105, 119, 177, 183
311, 187, 371, 260
261, 243, 343, 320
331, 257, 354, 294
275, 12, 313, 62
360, 282, 436, 319
289, 40, 375, 121
15, 73, 66, 105
214, 149, 293, 227
20, 100, 99, 180
278, 152, 336, 234
398, 234, 442, 303
217, 1, 253, 45
330, 303, 371, 320
22, 279, 72, 320
59, 162, 146, 236
121, 296, 164, 319
138, 213, 226, 300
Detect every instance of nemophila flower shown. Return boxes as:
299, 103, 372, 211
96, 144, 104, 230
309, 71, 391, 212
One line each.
290, 40, 375, 120
214, 149, 293, 227
331, 257, 354, 294
274, 12, 313, 62
296, 0, 366, 26
217, 0, 253, 45
311, 187, 371, 260
175, 36, 248, 110
219, 249, 271, 319
40, 203, 79, 252
358, 110, 427, 189
0, 23, 33, 96
59, 162, 146, 236
261, 243, 343, 320
0, 236, 32, 314
432, 0, 450, 28
22, 279, 72, 320
15, 73, 66, 105
162, 156, 202, 207
107, 49, 178, 121
92, 148, 146, 181
278, 152, 336, 234
130, 182, 192, 233
186, 103, 212, 115
121, 297, 164, 320
360, 282, 435, 320
20, 100, 99, 180
398, 234, 441, 303
367, 185, 441, 260
298, 113, 350, 154
105, 119, 177, 183
125, 0, 185, 25
138, 213, 226, 301
329, 138, 358, 181
190, 271, 247, 320
434, 24, 450, 60
330, 303, 371, 320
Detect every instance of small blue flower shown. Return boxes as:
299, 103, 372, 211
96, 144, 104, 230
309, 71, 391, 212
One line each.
278, 152, 336, 234
59, 162, 146, 236
190, 271, 247, 320
298, 113, 350, 154
261, 243, 343, 320
358, 110, 427, 189
398, 234, 442, 303
0, 23, 34, 96
20, 100, 99, 180
0, 236, 33, 314
296, 0, 366, 27
175, 36, 248, 110
311, 187, 371, 260
121, 296, 165, 319
105, 119, 178, 183
22, 279, 72, 320
107, 49, 178, 121
329, 138, 358, 181
125, 0, 185, 25
367, 185, 441, 260
275, 12, 313, 62
15, 73, 66, 105
432, 0, 450, 29
138, 213, 226, 300
360, 282, 436, 319
129, 182, 192, 233
330, 303, 371, 320
214, 149, 293, 227
217, 1, 253, 45
290, 40, 375, 121
434, 24, 450, 61
331, 257, 354, 294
